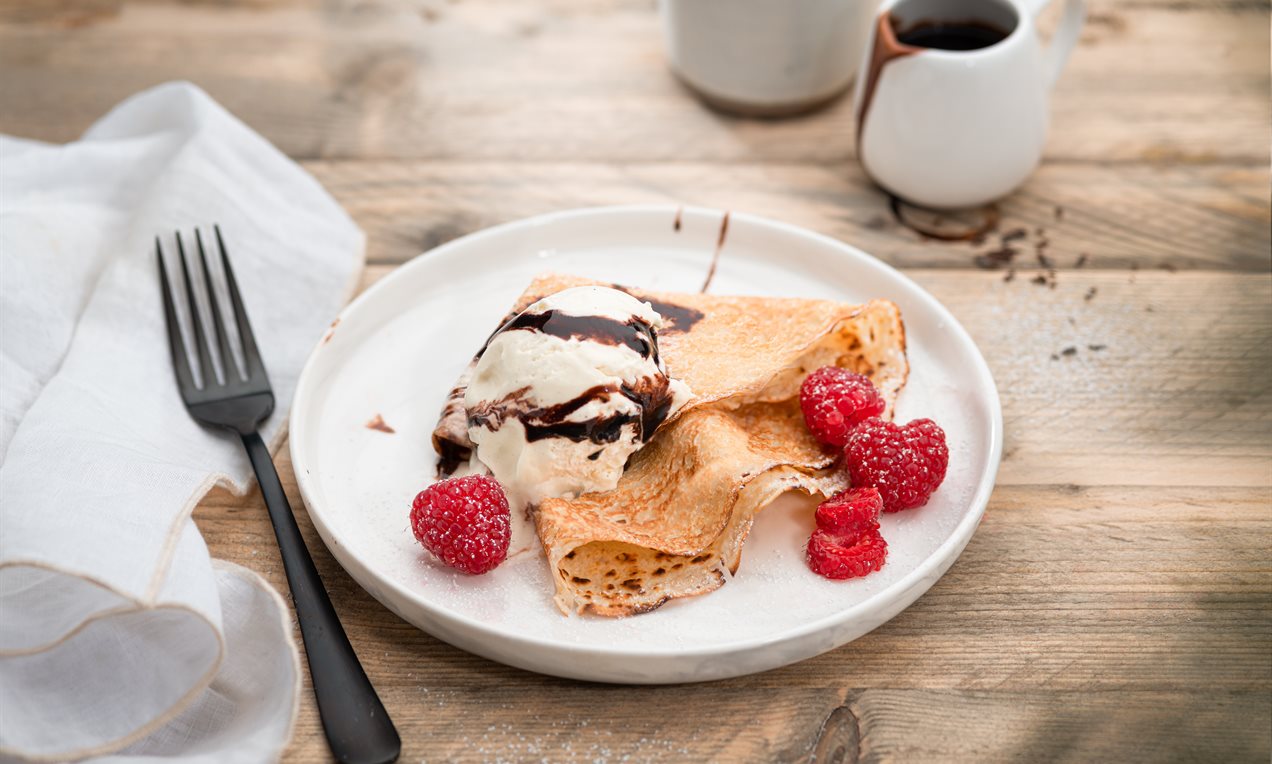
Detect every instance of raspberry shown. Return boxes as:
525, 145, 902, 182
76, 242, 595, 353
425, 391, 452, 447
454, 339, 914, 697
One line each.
814, 487, 883, 536
844, 417, 949, 513
410, 475, 510, 574
799, 367, 886, 448
806, 528, 888, 580
806, 487, 888, 580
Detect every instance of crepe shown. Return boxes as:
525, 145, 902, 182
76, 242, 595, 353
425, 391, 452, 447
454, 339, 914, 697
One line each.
432, 273, 908, 616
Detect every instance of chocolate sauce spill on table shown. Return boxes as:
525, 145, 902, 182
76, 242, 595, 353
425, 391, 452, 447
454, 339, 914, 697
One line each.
889, 194, 1000, 242
673, 207, 683, 232
700, 211, 730, 293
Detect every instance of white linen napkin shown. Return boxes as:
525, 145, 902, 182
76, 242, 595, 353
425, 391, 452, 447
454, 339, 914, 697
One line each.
0, 82, 365, 761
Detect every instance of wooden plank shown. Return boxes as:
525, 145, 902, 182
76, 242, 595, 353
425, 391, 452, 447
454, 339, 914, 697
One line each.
0, 1, 1266, 164
195, 481, 1272, 761
277, 689, 1272, 761
842, 689, 1271, 763
905, 271, 1272, 487
307, 160, 1272, 270
284, 684, 849, 762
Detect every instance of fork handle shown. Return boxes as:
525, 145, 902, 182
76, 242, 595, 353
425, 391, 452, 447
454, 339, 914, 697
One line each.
241, 431, 401, 764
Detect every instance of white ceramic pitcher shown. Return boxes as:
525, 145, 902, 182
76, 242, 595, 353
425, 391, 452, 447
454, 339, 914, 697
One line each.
853, 0, 1084, 209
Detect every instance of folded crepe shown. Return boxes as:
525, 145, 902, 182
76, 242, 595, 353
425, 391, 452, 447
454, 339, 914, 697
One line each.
433, 273, 908, 616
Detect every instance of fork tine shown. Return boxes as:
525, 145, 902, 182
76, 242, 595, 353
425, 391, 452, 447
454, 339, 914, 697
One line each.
157, 237, 198, 394
214, 225, 267, 381
195, 228, 242, 382
175, 230, 220, 387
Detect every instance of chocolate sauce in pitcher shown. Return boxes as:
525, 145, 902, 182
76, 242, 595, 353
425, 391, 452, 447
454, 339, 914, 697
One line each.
894, 19, 1009, 50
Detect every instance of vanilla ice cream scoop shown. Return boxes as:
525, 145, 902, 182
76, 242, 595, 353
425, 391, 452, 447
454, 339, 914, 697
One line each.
464, 286, 694, 506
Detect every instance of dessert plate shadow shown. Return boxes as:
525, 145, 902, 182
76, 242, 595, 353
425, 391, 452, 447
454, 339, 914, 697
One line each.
290, 205, 1002, 684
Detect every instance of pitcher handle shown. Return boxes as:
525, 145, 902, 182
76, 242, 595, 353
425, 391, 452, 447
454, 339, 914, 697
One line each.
1027, 0, 1085, 89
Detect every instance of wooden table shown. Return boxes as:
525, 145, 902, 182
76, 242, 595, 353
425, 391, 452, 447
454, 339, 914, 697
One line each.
3, 0, 1269, 760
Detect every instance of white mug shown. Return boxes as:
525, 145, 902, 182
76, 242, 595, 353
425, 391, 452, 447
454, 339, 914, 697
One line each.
660, 0, 876, 116
854, 0, 1084, 209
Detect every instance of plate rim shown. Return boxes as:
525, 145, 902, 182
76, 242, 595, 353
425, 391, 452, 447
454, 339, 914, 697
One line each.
289, 204, 1003, 664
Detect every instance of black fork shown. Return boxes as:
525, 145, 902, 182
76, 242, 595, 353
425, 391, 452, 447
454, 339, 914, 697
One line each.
157, 227, 400, 764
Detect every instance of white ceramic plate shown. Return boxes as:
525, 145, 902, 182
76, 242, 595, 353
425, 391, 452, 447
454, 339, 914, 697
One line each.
290, 205, 1001, 684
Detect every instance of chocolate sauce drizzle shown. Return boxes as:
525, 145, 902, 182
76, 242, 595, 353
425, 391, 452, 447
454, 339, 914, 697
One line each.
608, 286, 705, 334
700, 211, 730, 293
475, 309, 658, 362
435, 438, 469, 476
468, 375, 677, 447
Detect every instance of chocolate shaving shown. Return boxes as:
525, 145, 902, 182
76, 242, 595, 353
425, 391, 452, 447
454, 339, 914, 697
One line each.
365, 414, 395, 434
322, 316, 341, 344
975, 247, 1018, 269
